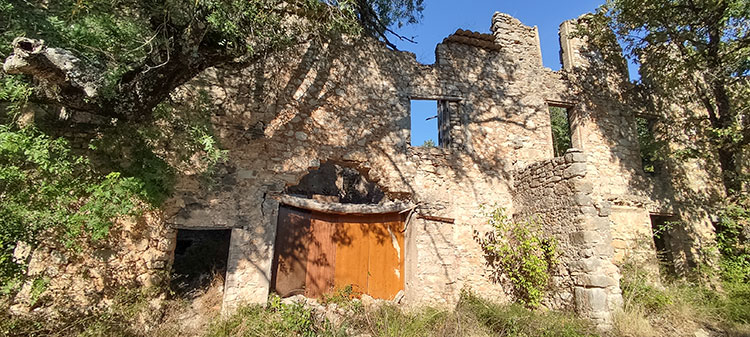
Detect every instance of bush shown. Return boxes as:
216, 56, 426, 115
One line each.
476, 207, 557, 308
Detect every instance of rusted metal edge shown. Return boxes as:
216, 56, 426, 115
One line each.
272, 194, 414, 215
417, 214, 455, 223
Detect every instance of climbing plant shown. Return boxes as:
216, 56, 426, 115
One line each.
476, 206, 557, 308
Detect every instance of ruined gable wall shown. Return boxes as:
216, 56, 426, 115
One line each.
434, 13, 565, 168
167, 32, 528, 309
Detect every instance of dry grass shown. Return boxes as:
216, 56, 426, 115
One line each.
612, 305, 654, 337
613, 263, 750, 337
4, 270, 749, 337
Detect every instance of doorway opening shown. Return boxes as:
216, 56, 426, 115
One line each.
171, 229, 231, 297
650, 214, 677, 276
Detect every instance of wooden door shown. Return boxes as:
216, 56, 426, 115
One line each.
272, 206, 405, 300
271, 206, 311, 297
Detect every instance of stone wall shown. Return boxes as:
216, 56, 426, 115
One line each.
166, 13, 555, 310
11, 212, 174, 313
11, 10, 729, 331
513, 149, 622, 329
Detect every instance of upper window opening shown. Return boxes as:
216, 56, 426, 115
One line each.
410, 100, 439, 147
636, 116, 661, 175
549, 105, 572, 157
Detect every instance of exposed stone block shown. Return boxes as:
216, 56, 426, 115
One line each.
574, 287, 608, 313
563, 163, 587, 179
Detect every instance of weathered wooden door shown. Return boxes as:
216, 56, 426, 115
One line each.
270, 206, 312, 297
271, 206, 405, 300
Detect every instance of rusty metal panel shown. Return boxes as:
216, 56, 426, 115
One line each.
304, 212, 337, 298
271, 206, 311, 298
333, 215, 370, 296
366, 213, 405, 300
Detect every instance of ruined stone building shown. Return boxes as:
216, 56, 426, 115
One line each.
16, 12, 724, 329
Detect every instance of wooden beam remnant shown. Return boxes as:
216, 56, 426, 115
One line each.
272, 194, 413, 215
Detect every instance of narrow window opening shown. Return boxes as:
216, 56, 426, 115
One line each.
650, 215, 677, 277
171, 229, 231, 297
410, 99, 439, 147
636, 116, 661, 175
549, 105, 572, 157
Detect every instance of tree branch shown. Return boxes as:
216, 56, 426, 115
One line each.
3, 37, 104, 114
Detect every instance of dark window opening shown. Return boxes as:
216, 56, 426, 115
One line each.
171, 229, 231, 296
636, 116, 662, 175
650, 215, 677, 277
549, 106, 572, 157
410, 100, 439, 147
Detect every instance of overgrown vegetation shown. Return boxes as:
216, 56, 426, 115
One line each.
0, 287, 183, 337
613, 262, 750, 337
715, 197, 750, 285
634, 116, 663, 174
206, 290, 598, 337
476, 206, 557, 308
0, 126, 147, 286
1, 289, 600, 337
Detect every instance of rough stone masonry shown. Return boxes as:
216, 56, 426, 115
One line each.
14, 12, 724, 330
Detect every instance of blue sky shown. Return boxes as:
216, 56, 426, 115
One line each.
403, 0, 606, 146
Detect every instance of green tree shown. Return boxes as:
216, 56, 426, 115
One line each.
549, 106, 572, 157
0, 0, 423, 286
594, 0, 750, 195
590, 0, 749, 282
1, 0, 423, 122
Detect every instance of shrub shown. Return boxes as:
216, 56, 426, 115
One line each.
476, 206, 557, 308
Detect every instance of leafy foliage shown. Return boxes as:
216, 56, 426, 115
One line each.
591, 0, 750, 194
420, 139, 435, 147
635, 116, 663, 174
716, 198, 750, 284
0, 0, 424, 122
549, 106, 572, 157
476, 207, 558, 308
0, 126, 149, 284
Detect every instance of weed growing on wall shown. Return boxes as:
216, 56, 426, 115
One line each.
476, 206, 557, 308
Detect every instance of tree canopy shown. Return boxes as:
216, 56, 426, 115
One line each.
0, 0, 423, 287
594, 0, 750, 194
592, 0, 750, 282
0, 0, 423, 123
